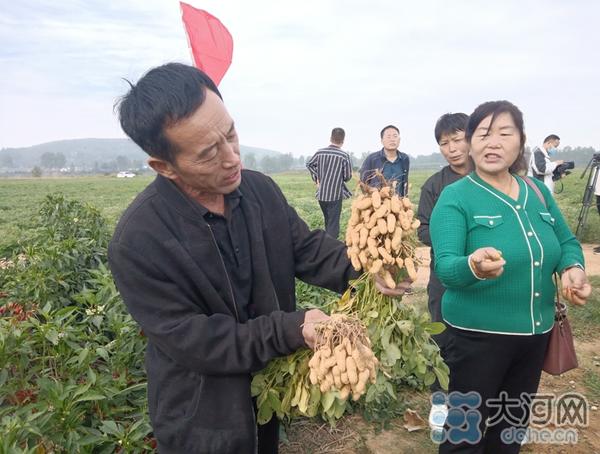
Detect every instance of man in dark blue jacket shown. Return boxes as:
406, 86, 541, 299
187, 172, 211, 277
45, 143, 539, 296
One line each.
359, 125, 410, 196
109, 63, 408, 454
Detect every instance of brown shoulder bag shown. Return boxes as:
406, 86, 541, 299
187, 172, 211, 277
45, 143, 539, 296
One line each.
523, 176, 578, 375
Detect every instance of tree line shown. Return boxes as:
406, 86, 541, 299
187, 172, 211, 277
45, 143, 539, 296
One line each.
3, 145, 599, 177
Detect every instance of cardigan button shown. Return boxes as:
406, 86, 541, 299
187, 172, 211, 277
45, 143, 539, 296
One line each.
535, 292, 540, 297
527, 231, 533, 237
534, 261, 540, 267
516, 205, 521, 209
489, 220, 494, 225
535, 321, 541, 326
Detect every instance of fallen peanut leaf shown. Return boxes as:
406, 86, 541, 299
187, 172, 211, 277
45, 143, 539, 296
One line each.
403, 408, 427, 432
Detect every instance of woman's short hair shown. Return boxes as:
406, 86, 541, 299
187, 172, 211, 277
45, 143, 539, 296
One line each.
466, 100, 528, 175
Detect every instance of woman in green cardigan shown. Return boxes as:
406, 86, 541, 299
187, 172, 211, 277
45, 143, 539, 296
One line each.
430, 100, 591, 453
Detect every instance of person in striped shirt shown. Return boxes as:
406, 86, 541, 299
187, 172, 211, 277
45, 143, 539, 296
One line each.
306, 128, 353, 238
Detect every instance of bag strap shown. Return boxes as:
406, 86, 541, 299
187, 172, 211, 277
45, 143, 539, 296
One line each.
553, 273, 567, 319
523, 176, 547, 208
523, 177, 561, 312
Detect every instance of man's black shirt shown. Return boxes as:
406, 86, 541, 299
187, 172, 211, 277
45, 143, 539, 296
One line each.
203, 189, 253, 320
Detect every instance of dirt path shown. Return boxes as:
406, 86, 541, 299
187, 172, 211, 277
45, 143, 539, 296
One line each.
282, 340, 600, 454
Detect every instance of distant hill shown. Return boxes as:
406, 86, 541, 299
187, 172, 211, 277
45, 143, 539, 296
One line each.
0, 138, 282, 171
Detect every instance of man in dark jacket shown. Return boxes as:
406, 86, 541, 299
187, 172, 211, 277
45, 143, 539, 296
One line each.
109, 63, 406, 454
359, 125, 410, 196
416, 112, 470, 433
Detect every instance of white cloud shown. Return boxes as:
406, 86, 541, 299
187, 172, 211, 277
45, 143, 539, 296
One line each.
1, 0, 599, 155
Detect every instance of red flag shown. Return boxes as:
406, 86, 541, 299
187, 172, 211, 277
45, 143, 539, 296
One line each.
180, 3, 233, 85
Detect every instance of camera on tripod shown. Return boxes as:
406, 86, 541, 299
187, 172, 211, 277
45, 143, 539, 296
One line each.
552, 161, 575, 181
575, 151, 600, 239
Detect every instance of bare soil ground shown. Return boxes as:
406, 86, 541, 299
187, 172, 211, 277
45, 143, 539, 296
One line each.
281, 244, 600, 454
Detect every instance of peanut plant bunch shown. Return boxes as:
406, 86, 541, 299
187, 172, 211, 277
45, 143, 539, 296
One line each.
346, 178, 419, 287
309, 313, 378, 401
251, 275, 448, 425
251, 177, 447, 424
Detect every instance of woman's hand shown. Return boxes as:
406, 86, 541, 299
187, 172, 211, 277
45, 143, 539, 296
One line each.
469, 247, 506, 279
561, 266, 591, 306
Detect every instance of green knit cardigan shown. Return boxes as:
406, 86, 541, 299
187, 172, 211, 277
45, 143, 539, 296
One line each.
430, 172, 584, 335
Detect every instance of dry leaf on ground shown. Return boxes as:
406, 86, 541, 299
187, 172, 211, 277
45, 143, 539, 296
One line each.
403, 408, 427, 432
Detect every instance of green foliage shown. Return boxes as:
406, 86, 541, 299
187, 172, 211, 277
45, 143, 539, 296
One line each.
0, 176, 151, 257
0, 171, 596, 449
1, 170, 595, 256
40, 151, 66, 169
295, 280, 338, 310
251, 350, 352, 426
1, 195, 109, 306
582, 368, 600, 403
0, 194, 152, 452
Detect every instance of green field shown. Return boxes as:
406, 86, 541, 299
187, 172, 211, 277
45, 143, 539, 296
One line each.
1, 171, 599, 452
0, 169, 597, 256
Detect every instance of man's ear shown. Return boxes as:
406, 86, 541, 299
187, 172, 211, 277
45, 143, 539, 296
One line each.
148, 157, 177, 180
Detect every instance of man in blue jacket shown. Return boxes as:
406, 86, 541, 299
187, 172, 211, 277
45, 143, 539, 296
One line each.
359, 125, 410, 196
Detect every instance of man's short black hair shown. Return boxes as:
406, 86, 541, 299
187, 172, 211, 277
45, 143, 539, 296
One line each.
116, 62, 222, 163
380, 125, 399, 139
331, 127, 345, 144
543, 134, 560, 144
434, 113, 469, 144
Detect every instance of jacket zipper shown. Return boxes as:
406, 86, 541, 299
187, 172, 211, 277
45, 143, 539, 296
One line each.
206, 224, 240, 322
207, 224, 257, 450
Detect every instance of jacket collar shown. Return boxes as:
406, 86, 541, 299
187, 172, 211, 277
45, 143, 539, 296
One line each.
155, 175, 242, 220
155, 172, 280, 317
377, 148, 404, 162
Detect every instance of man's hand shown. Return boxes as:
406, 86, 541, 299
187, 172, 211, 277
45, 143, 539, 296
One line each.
469, 247, 505, 279
555, 160, 564, 165
302, 309, 329, 349
561, 266, 591, 306
373, 274, 413, 297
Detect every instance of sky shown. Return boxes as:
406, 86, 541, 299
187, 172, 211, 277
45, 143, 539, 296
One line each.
1, 0, 600, 158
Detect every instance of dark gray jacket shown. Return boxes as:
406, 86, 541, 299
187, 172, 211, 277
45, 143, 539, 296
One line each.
108, 171, 356, 453
416, 166, 464, 303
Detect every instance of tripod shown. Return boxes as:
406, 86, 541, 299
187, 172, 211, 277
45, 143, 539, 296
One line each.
575, 155, 600, 239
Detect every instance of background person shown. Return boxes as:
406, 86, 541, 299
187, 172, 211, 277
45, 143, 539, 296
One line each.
359, 125, 410, 196
306, 128, 353, 238
430, 100, 591, 453
594, 165, 600, 254
528, 133, 564, 193
416, 112, 470, 429
109, 63, 407, 454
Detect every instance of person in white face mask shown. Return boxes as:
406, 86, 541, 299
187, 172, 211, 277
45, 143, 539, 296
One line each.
527, 134, 564, 193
